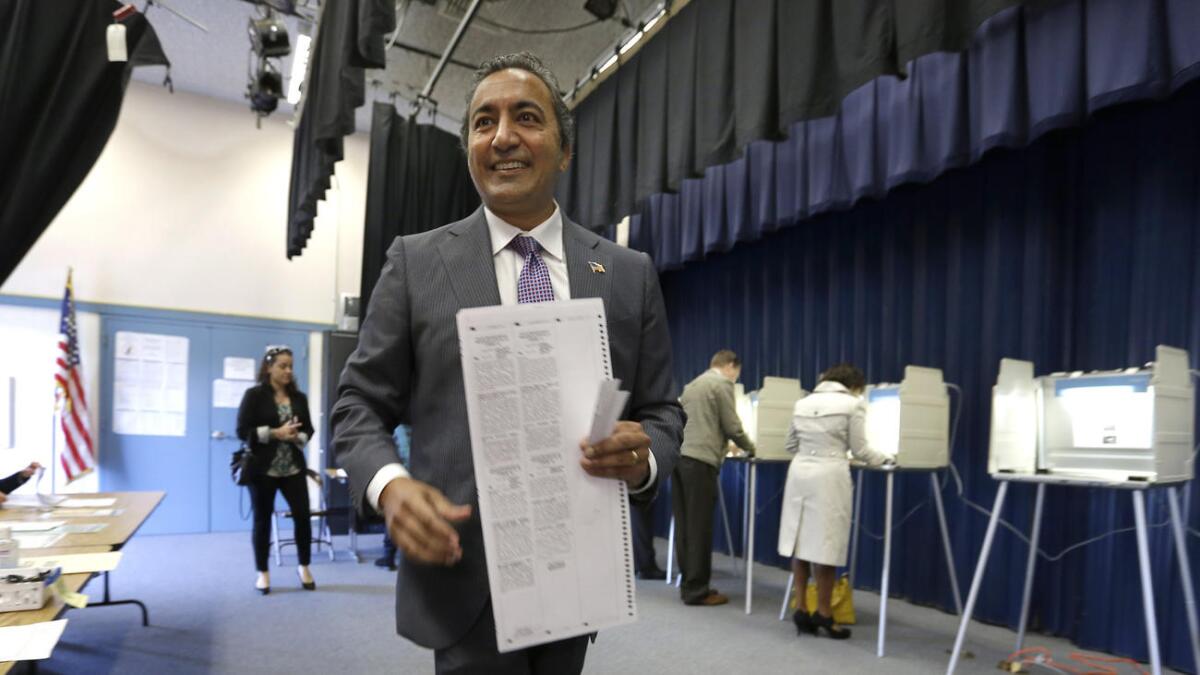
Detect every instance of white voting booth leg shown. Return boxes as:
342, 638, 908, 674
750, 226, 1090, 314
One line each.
1132, 491, 1163, 675
849, 469, 865, 585
947, 481, 1009, 674
931, 472, 964, 615
779, 570, 795, 620
745, 462, 758, 614
665, 481, 737, 587
1013, 483, 1046, 653
666, 516, 676, 585
717, 480, 739, 575
1167, 486, 1200, 673
877, 472, 895, 657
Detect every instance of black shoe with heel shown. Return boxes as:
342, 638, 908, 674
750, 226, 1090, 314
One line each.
811, 612, 851, 639
792, 609, 814, 636
298, 568, 316, 591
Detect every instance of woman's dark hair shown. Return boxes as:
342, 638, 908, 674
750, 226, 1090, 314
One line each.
257, 346, 300, 396
819, 363, 866, 392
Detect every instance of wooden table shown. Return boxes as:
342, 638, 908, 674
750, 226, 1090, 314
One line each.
0, 493, 164, 673
0, 492, 164, 550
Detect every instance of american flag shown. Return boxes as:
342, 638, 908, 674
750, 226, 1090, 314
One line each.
55, 269, 95, 482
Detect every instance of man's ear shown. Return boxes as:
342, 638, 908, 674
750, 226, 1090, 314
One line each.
558, 145, 572, 172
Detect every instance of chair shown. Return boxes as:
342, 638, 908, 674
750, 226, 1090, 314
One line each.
272, 469, 336, 566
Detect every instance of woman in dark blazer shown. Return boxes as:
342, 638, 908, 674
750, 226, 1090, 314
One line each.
236, 345, 316, 594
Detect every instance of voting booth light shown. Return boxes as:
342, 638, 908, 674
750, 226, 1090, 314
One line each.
864, 366, 951, 469
988, 345, 1194, 483
737, 376, 805, 461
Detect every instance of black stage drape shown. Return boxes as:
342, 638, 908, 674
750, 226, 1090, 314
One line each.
0, 0, 168, 284
287, 0, 393, 259
559, 0, 1056, 231
359, 102, 479, 310
657, 83, 1200, 670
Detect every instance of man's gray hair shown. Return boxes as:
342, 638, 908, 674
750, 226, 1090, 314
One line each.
459, 51, 575, 155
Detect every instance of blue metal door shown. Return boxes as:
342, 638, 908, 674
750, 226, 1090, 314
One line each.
207, 327, 310, 532
100, 315, 311, 534
100, 317, 211, 534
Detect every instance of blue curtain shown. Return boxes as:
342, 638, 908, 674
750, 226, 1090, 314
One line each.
655, 83, 1200, 670
622, 0, 1200, 268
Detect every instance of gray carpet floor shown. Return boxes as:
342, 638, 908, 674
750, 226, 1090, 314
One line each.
31, 532, 1153, 674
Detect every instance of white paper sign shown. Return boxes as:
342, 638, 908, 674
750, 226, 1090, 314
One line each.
223, 357, 257, 381
213, 379, 255, 409
457, 298, 636, 653
112, 331, 188, 436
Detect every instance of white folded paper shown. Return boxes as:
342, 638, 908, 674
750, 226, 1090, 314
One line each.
21, 551, 122, 574
0, 620, 67, 661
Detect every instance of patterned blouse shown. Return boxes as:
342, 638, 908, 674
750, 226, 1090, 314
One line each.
266, 401, 303, 478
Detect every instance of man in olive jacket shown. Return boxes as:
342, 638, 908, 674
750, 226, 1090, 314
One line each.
672, 350, 756, 605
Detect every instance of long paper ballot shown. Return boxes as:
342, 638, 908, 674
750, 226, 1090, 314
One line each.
457, 298, 636, 653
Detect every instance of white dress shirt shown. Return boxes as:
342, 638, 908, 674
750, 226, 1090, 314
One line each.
366, 205, 656, 511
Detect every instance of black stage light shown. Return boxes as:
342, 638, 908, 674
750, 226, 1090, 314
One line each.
248, 60, 283, 114
249, 12, 290, 58
584, 0, 618, 21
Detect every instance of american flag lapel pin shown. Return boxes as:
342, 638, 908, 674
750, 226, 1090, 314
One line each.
588, 261, 606, 274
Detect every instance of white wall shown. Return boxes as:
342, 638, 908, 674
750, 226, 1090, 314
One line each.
1, 81, 365, 324
0, 82, 368, 495
0, 306, 102, 494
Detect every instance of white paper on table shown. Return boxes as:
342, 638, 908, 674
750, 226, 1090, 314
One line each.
5, 521, 65, 533
59, 498, 117, 508
457, 298, 636, 653
0, 620, 68, 661
21, 551, 122, 574
11, 532, 64, 549
51, 508, 116, 518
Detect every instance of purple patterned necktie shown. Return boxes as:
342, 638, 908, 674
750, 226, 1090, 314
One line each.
509, 235, 556, 304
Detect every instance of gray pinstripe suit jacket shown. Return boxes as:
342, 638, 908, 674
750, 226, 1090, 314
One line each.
332, 207, 684, 650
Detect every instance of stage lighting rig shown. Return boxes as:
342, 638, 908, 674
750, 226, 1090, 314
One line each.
245, 6, 290, 125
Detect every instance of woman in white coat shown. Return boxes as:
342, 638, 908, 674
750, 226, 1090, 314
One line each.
777, 364, 890, 639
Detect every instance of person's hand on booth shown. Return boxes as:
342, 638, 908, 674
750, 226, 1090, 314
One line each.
18, 462, 42, 479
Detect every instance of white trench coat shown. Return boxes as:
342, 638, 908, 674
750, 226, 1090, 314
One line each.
776, 381, 889, 566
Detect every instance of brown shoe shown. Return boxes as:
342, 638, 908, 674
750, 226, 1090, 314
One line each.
685, 590, 729, 606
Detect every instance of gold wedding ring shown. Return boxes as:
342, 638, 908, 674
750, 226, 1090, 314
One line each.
630, 449, 639, 465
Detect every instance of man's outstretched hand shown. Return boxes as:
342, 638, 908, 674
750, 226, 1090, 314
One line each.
378, 477, 472, 566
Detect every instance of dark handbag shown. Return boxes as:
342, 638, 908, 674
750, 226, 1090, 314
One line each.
230, 446, 254, 486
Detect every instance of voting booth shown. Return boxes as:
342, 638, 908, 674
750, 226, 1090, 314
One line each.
864, 366, 950, 469
738, 376, 805, 460
951, 346, 1199, 674
989, 345, 1194, 483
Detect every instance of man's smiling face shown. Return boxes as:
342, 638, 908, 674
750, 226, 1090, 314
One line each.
465, 68, 571, 229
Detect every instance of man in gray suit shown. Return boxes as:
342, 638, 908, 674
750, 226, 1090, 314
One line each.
672, 349, 755, 606
332, 52, 684, 674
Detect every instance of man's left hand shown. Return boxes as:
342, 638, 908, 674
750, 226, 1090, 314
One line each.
580, 421, 651, 488
19, 462, 41, 479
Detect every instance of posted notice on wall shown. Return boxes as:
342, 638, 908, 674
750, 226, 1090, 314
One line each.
457, 298, 636, 653
112, 331, 188, 436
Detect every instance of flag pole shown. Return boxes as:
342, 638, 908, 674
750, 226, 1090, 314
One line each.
50, 409, 58, 495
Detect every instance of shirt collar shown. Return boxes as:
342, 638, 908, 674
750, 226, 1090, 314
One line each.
485, 204, 564, 262
815, 380, 851, 394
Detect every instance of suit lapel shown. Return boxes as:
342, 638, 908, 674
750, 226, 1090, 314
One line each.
438, 208, 502, 309
563, 219, 611, 307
